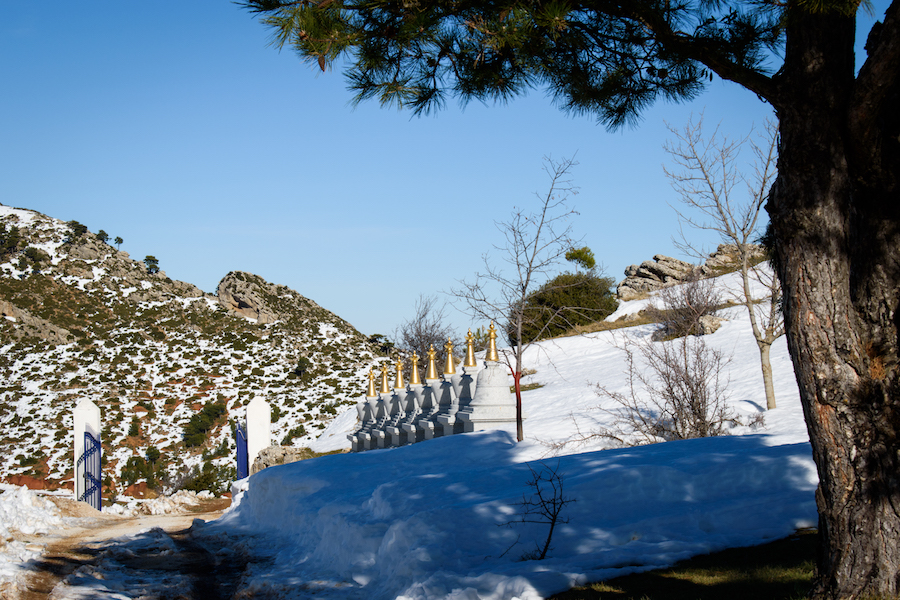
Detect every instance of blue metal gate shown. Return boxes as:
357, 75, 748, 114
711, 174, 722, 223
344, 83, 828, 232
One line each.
77, 431, 102, 510
236, 422, 249, 480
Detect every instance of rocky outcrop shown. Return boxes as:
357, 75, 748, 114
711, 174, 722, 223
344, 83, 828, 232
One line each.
617, 255, 696, 300
700, 243, 767, 276
0, 299, 72, 344
216, 271, 327, 327
217, 271, 280, 324
616, 244, 767, 301
699, 315, 726, 335
64, 237, 113, 262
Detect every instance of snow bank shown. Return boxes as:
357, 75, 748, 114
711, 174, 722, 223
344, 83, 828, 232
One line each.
213, 430, 816, 600
210, 281, 816, 599
0, 485, 64, 583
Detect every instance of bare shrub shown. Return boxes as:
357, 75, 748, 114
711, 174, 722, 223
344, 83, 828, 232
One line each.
393, 294, 457, 375
592, 336, 751, 446
646, 273, 722, 340
500, 461, 575, 561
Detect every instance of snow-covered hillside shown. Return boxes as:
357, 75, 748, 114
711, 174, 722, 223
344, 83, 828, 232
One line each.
201, 280, 816, 600
0, 203, 381, 497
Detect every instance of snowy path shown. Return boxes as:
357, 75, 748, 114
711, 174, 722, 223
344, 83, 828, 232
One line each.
12, 498, 253, 600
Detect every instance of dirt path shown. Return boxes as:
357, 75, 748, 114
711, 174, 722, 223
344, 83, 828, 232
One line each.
13, 497, 237, 600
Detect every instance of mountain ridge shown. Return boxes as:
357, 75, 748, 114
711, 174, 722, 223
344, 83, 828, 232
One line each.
0, 203, 379, 498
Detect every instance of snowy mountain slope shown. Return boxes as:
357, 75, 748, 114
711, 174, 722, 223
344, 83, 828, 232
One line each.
0, 203, 382, 496
208, 283, 816, 600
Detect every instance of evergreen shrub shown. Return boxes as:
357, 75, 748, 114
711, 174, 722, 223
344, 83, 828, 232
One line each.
510, 272, 618, 344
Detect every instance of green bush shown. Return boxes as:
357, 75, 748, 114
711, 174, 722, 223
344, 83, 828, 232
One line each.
121, 455, 159, 488
183, 400, 227, 447
509, 272, 618, 344
281, 424, 306, 445
182, 460, 235, 496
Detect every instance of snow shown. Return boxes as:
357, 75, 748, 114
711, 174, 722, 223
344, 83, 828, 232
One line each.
198, 288, 815, 599
0, 265, 819, 599
0, 485, 65, 583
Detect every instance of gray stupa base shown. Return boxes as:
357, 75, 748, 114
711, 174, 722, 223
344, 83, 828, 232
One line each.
436, 413, 456, 436
372, 429, 387, 448
385, 426, 404, 447
402, 422, 418, 444
457, 406, 519, 436
455, 360, 520, 436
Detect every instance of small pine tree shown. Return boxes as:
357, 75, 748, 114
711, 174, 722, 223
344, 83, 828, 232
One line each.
114, 236, 123, 250
1, 225, 21, 255
565, 246, 597, 272
144, 255, 160, 274
97, 230, 109, 244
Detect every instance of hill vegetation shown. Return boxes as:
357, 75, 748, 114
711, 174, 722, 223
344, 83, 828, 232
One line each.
0, 203, 379, 497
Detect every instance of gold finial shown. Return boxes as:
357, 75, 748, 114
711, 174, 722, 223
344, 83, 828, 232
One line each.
394, 358, 405, 389
486, 322, 500, 362
425, 344, 439, 379
410, 351, 421, 385
379, 362, 391, 394
443, 338, 456, 375
464, 329, 477, 368
366, 368, 377, 397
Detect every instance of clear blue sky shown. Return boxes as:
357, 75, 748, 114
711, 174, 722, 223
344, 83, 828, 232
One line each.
0, 2, 888, 337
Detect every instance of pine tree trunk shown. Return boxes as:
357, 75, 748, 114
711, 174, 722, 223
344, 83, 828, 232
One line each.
758, 341, 777, 410
768, 6, 900, 598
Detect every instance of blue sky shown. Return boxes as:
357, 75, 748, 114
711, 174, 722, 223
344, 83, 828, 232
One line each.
0, 2, 888, 337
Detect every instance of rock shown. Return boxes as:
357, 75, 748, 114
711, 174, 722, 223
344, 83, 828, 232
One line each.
700, 243, 767, 276
216, 271, 326, 326
0, 299, 72, 344
699, 315, 726, 335
64, 237, 111, 262
617, 255, 697, 300
251, 445, 311, 474
217, 272, 279, 324
617, 245, 766, 301
171, 279, 204, 298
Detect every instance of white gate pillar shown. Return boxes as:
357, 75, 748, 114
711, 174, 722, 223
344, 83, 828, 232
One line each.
247, 397, 271, 472
73, 399, 101, 505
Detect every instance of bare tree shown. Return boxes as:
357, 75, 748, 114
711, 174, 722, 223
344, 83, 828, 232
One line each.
594, 336, 740, 446
393, 294, 457, 372
451, 156, 579, 442
663, 115, 784, 409
501, 461, 575, 561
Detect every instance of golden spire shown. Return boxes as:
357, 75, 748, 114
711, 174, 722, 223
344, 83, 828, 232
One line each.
394, 358, 405, 389
464, 329, 477, 368
367, 368, 377, 397
379, 362, 391, 394
486, 321, 500, 362
443, 338, 456, 375
410, 351, 421, 385
425, 344, 439, 379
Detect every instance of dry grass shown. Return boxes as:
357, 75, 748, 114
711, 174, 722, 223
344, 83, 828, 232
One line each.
551, 530, 816, 600
511, 382, 545, 393
560, 299, 742, 339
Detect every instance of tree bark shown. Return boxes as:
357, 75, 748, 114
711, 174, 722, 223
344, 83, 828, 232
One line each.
767, 4, 900, 598
758, 341, 777, 411
513, 370, 524, 442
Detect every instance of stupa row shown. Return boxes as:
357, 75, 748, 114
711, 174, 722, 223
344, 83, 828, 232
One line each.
348, 323, 520, 451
